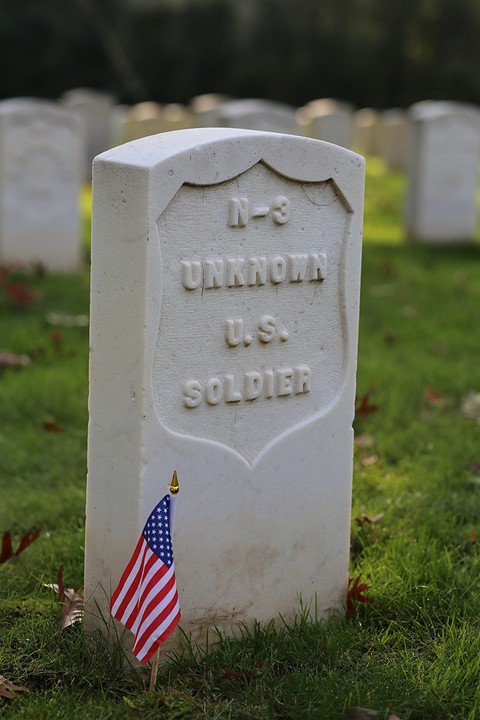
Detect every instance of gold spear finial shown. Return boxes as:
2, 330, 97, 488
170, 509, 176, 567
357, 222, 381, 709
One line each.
170, 470, 179, 494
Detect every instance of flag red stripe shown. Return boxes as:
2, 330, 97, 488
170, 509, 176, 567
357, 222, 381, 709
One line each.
133, 592, 180, 663
133, 565, 176, 636
137, 559, 170, 611
110, 537, 149, 623
135, 604, 181, 664
110, 535, 144, 609
120, 548, 160, 630
131, 560, 174, 634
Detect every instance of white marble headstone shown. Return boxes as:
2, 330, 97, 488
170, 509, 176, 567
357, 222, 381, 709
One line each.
62, 88, 115, 179
379, 109, 409, 172
209, 99, 299, 135
298, 99, 353, 148
85, 128, 364, 648
122, 102, 165, 142
190, 94, 232, 127
0, 98, 84, 270
405, 101, 480, 242
352, 108, 380, 156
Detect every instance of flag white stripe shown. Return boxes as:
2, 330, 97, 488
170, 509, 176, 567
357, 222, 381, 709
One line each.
118, 546, 159, 627
137, 549, 171, 604
134, 598, 181, 662
138, 559, 174, 612
129, 554, 172, 634
132, 562, 176, 637
110, 539, 149, 619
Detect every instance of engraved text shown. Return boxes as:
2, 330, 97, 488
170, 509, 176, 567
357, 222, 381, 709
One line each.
181, 253, 327, 290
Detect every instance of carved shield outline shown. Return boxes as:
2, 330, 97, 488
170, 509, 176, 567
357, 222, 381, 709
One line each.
152, 154, 356, 467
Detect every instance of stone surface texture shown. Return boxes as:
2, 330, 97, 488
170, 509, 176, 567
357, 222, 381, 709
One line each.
85, 128, 364, 648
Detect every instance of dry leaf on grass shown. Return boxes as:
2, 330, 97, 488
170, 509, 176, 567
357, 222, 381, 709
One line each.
42, 420, 62, 433
354, 513, 384, 527
423, 386, 446, 408
0, 529, 41, 564
346, 575, 374, 620
43, 565, 84, 630
4, 282, 36, 306
355, 394, 379, 418
0, 675, 27, 699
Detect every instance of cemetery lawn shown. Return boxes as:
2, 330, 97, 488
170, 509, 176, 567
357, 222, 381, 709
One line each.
1, 161, 480, 719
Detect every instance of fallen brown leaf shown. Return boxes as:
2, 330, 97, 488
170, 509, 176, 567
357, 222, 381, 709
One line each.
42, 421, 62, 433
44, 565, 84, 630
355, 394, 379, 418
0, 532, 13, 564
346, 575, 374, 620
423, 386, 445, 408
14, 529, 41, 557
0, 674, 27, 699
0, 529, 41, 564
50, 330, 64, 346
4, 282, 36, 306
354, 513, 384, 527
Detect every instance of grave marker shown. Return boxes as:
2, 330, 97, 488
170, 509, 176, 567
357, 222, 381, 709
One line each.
0, 98, 84, 270
85, 128, 364, 648
62, 88, 115, 179
298, 99, 353, 148
352, 108, 380, 156
405, 101, 480, 242
211, 99, 299, 135
379, 109, 409, 172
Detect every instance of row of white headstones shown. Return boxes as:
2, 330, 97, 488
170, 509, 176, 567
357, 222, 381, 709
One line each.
0, 94, 478, 273
0, 91, 477, 650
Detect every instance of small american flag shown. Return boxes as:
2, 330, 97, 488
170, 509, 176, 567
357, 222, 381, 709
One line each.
110, 493, 181, 664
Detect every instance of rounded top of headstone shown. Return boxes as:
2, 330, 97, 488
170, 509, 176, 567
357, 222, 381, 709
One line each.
93, 127, 364, 181
212, 99, 298, 134
409, 100, 480, 121
62, 87, 116, 105
354, 108, 379, 124
189, 94, 231, 112
301, 98, 353, 118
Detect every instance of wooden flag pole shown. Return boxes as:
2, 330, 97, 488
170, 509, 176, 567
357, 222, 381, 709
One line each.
149, 648, 161, 692
149, 471, 179, 692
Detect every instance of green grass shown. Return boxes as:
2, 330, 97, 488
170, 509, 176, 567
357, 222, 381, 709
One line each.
2, 159, 480, 718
